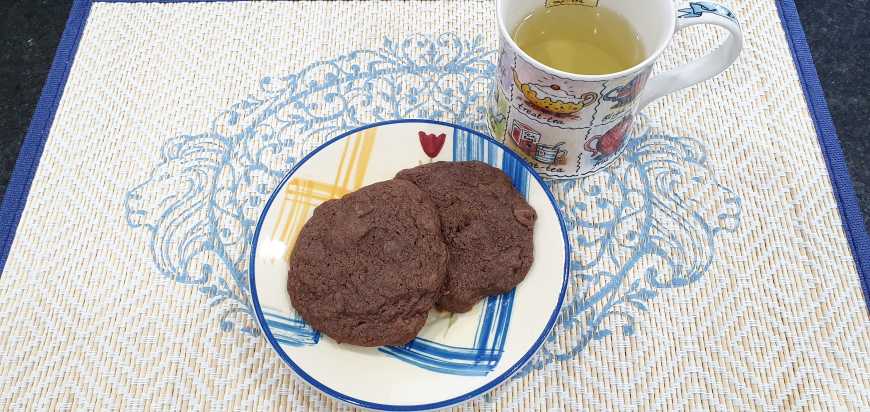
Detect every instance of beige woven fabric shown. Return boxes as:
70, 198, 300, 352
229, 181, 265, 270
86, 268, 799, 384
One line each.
0, 1, 867, 410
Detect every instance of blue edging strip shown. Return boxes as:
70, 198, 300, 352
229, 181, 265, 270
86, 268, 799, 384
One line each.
776, 0, 870, 313
0, 0, 93, 275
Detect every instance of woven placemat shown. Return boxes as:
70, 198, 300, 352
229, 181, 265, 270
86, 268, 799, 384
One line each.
1, 0, 867, 410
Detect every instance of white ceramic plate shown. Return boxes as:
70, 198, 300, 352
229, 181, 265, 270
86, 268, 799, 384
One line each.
250, 120, 569, 410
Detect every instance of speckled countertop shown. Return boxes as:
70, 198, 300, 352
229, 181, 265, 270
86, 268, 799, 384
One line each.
1, 0, 867, 230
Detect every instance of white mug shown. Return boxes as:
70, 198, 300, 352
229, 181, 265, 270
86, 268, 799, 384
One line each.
488, 0, 743, 179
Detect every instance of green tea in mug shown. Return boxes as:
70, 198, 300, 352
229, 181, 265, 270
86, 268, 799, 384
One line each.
512, 6, 645, 75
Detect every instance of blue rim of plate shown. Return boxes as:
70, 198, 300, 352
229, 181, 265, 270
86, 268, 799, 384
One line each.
249, 119, 571, 411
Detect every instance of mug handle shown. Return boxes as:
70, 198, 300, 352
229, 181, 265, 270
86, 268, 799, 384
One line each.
635, 2, 743, 110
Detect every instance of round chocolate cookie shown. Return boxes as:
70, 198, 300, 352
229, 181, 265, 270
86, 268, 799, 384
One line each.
396, 161, 537, 313
286, 179, 448, 347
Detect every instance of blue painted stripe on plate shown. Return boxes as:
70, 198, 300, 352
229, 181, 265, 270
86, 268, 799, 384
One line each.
501, 154, 530, 198
474, 295, 498, 350
491, 289, 515, 354
394, 339, 501, 362
263, 310, 320, 345
378, 347, 494, 376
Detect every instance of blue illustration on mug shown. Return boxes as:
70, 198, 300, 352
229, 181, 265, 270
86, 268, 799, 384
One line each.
602, 71, 649, 109
678, 2, 737, 22
599, 71, 650, 123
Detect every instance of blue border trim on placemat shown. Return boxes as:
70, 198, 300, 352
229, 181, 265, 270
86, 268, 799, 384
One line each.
776, 0, 870, 312
0, 0, 93, 275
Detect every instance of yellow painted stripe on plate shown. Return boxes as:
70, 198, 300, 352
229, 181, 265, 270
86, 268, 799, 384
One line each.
332, 137, 351, 192
340, 131, 363, 194
275, 127, 378, 260
269, 185, 290, 240
352, 128, 377, 190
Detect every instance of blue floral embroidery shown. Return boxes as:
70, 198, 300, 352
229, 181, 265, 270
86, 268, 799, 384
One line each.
517, 129, 741, 376
124, 34, 496, 336
678, 2, 738, 23
123, 34, 741, 375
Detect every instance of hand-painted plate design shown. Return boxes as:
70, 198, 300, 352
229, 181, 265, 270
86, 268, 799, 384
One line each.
249, 119, 569, 410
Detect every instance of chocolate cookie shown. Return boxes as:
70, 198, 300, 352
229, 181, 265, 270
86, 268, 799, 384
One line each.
286, 179, 448, 347
396, 161, 537, 313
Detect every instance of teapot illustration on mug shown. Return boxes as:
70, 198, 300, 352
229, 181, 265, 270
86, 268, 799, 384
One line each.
585, 116, 633, 165
512, 69, 597, 115
491, 0, 743, 178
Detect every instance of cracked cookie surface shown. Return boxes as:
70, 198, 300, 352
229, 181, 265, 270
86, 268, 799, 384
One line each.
396, 161, 537, 313
286, 179, 448, 347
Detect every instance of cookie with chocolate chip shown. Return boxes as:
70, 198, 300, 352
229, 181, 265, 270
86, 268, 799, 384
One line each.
286, 179, 448, 347
396, 161, 536, 312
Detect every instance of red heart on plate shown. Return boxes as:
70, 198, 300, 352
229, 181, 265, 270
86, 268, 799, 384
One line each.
418, 131, 446, 158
